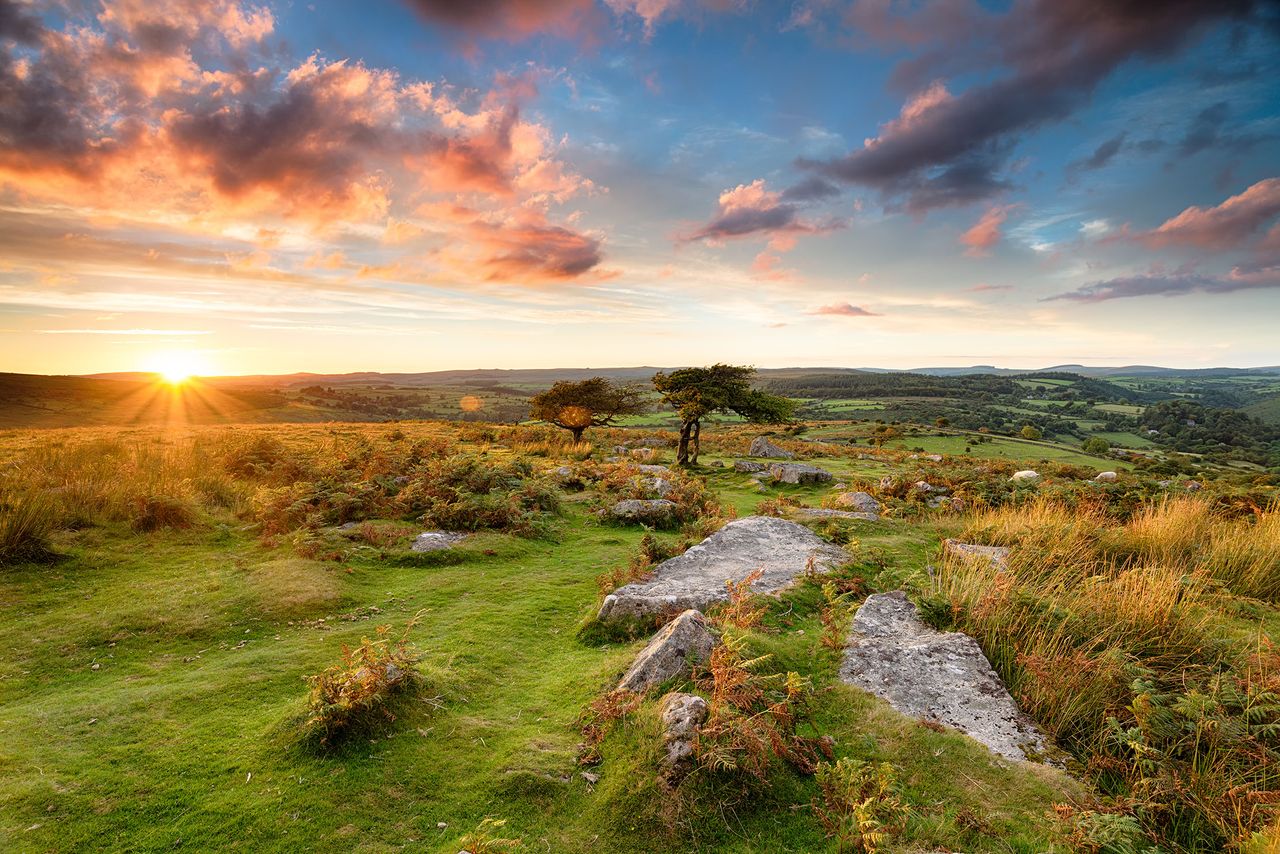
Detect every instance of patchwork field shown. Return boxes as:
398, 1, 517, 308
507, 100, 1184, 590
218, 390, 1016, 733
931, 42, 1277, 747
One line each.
2, 421, 1278, 853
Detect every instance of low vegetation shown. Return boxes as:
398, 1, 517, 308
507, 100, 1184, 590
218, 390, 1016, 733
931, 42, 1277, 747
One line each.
1, 410, 1276, 852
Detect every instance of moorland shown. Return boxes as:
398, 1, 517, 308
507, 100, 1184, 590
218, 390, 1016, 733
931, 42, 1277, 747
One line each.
1, 366, 1279, 853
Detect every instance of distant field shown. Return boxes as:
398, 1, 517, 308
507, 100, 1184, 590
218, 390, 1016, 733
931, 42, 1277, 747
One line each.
878, 433, 1126, 468
1094, 403, 1145, 416
1091, 430, 1157, 448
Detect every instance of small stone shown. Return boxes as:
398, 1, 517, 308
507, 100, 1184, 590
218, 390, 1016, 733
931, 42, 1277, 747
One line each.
580, 771, 599, 785
658, 692, 709, 781
942, 539, 1010, 570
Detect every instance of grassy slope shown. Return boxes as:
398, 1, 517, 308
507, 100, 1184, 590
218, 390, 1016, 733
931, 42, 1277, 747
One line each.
0, 441, 1083, 853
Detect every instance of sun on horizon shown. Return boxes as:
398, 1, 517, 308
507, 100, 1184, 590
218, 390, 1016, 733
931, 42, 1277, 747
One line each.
146, 351, 210, 385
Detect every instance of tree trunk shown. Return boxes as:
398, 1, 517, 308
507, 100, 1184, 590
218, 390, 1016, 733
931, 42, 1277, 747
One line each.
690, 419, 701, 465
676, 420, 693, 465
570, 426, 586, 444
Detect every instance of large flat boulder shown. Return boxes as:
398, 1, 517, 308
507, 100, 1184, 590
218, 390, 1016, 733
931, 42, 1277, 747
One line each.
840, 591, 1048, 762
411, 531, 468, 552
597, 516, 847, 623
749, 436, 794, 459
768, 463, 833, 485
793, 508, 879, 522
617, 610, 716, 693
835, 491, 882, 515
733, 459, 767, 473
610, 499, 676, 524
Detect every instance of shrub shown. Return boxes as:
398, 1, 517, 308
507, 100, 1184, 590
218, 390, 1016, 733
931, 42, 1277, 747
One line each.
692, 633, 830, 783
812, 759, 910, 854
708, 569, 767, 630
129, 494, 197, 532
303, 617, 424, 746
0, 490, 57, 566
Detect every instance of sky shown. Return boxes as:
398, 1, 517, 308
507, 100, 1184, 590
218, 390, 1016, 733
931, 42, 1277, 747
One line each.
2, 0, 1279, 376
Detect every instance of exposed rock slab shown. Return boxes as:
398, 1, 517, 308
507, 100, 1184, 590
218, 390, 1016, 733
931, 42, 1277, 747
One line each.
597, 516, 847, 623
610, 499, 676, 524
617, 610, 716, 693
835, 491, 882, 515
840, 592, 1047, 762
411, 531, 468, 552
658, 692, 708, 781
749, 436, 794, 459
733, 459, 767, 473
768, 462, 833, 485
942, 538, 1010, 570
793, 508, 879, 522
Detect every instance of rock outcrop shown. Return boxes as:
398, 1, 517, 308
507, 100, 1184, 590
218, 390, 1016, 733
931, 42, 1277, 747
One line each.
793, 508, 879, 522
598, 516, 847, 623
840, 591, 1048, 762
733, 460, 767, 473
749, 436, 794, 459
411, 531, 468, 552
658, 692, 708, 781
768, 463, 833, 485
610, 499, 677, 525
617, 610, 717, 694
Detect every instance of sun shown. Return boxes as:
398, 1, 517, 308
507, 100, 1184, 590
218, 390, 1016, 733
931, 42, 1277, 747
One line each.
146, 350, 209, 385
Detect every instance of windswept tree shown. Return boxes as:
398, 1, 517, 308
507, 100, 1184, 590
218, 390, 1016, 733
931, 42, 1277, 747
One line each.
528, 377, 648, 444
652, 364, 796, 465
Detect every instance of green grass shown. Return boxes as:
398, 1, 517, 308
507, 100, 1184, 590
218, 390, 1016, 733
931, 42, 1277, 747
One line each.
10, 421, 1278, 852
881, 433, 1126, 468
0, 431, 1091, 852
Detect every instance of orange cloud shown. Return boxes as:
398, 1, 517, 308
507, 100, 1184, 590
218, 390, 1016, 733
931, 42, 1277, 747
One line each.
960, 204, 1017, 257
0, 6, 604, 286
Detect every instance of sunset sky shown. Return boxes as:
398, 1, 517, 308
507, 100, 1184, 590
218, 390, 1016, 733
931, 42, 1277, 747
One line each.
2, 0, 1279, 376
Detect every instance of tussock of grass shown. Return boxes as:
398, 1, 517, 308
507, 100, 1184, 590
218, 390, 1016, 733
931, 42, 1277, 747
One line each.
939, 498, 1280, 849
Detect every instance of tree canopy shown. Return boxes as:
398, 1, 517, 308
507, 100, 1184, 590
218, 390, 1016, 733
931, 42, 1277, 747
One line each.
528, 377, 648, 443
652, 364, 796, 464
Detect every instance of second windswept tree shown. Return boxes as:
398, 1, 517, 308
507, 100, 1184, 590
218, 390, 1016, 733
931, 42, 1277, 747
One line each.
652, 364, 796, 465
528, 377, 648, 444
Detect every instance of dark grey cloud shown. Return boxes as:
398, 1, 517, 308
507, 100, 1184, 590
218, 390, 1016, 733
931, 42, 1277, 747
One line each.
780, 175, 841, 202
1044, 268, 1280, 303
800, 0, 1268, 212
0, 0, 42, 44
1066, 133, 1126, 178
